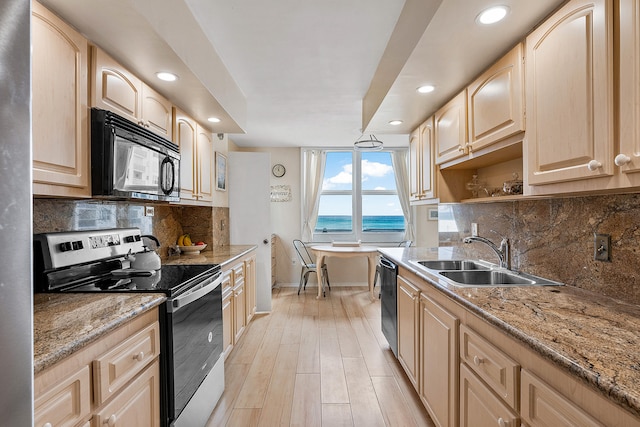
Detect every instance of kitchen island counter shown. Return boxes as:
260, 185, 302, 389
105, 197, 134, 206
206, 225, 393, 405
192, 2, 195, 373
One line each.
379, 246, 640, 419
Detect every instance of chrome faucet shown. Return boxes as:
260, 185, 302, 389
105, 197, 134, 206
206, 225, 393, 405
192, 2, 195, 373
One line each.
463, 234, 510, 269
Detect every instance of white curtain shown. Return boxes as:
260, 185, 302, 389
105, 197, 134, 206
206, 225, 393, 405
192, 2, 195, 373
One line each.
301, 149, 326, 241
391, 150, 415, 242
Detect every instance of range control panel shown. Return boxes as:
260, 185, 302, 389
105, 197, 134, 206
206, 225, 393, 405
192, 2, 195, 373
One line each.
35, 228, 145, 270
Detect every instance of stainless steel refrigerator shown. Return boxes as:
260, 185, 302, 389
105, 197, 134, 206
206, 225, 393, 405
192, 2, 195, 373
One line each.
0, 0, 34, 425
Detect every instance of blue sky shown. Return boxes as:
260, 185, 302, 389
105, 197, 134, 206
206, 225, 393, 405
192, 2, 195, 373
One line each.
318, 152, 402, 216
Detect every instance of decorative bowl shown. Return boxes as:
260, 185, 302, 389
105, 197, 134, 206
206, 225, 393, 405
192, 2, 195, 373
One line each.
179, 243, 207, 254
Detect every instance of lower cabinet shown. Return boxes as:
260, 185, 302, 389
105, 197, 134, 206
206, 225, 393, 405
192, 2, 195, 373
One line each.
395, 266, 640, 427
419, 291, 459, 427
221, 249, 257, 359
34, 308, 160, 427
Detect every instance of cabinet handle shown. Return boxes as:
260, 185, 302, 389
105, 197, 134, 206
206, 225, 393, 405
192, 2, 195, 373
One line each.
587, 160, 602, 171
134, 351, 144, 361
473, 355, 483, 366
105, 414, 117, 426
458, 145, 466, 152
615, 154, 631, 166
497, 417, 507, 427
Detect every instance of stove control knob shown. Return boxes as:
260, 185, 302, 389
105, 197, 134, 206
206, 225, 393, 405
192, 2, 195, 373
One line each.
124, 235, 135, 243
59, 242, 72, 252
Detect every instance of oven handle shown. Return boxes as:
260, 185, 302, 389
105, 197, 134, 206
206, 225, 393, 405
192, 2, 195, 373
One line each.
168, 274, 222, 313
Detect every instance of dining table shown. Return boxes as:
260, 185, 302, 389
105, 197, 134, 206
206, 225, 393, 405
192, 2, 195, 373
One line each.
310, 244, 379, 300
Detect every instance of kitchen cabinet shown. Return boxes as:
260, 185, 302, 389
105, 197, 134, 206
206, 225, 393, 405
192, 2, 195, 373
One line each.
174, 109, 214, 205
419, 290, 459, 427
617, 0, 640, 184
222, 271, 234, 359
245, 253, 257, 324
409, 116, 437, 204
233, 262, 247, 343
460, 363, 519, 427
435, 91, 468, 165
394, 264, 640, 427
92, 47, 173, 140
34, 308, 160, 427
467, 43, 524, 154
32, 1, 90, 198
397, 275, 420, 391
525, 0, 613, 187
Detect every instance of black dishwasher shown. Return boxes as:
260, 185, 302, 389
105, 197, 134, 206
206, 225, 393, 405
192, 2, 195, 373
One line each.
380, 256, 398, 357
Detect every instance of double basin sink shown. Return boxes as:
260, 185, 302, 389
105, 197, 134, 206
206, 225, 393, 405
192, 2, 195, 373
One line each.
410, 259, 564, 288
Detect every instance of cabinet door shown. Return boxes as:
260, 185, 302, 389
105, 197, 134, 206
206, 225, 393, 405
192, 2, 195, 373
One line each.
174, 109, 197, 201
409, 128, 422, 201
468, 43, 524, 152
420, 117, 436, 199
525, 0, 613, 185
92, 47, 141, 124
460, 363, 519, 427
32, 2, 90, 197
420, 293, 459, 427
141, 85, 173, 139
245, 254, 257, 323
397, 276, 420, 391
94, 360, 160, 427
34, 365, 91, 427
435, 91, 468, 165
222, 288, 233, 359
196, 125, 213, 203
618, 0, 640, 177
233, 264, 246, 342
521, 369, 603, 427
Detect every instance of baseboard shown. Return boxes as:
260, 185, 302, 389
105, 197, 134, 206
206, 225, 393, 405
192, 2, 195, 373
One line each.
273, 282, 370, 288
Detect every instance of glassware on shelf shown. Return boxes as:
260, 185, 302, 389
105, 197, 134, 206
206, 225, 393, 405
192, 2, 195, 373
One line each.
502, 172, 523, 195
465, 175, 484, 198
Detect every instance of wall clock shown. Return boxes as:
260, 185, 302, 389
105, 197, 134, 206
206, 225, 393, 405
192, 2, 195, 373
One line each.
272, 163, 286, 177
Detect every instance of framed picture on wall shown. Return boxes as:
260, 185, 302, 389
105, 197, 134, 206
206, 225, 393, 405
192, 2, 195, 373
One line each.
216, 152, 227, 191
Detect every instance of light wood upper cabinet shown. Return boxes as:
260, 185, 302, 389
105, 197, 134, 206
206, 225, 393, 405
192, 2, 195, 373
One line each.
467, 43, 525, 153
92, 47, 173, 140
525, 0, 613, 186
618, 0, 640, 178
409, 117, 437, 204
420, 292, 459, 427
174, 109, 214, 204
435, 91, 468, 165
32, 1, 90, 198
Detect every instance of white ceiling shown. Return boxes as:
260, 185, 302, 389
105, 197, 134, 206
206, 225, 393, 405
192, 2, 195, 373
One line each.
40, 0, 566, 149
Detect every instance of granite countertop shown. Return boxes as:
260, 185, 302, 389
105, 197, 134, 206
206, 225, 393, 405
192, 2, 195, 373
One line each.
163, 244, 257, 269
34, 293, 166, 374
379, 246, 640, 418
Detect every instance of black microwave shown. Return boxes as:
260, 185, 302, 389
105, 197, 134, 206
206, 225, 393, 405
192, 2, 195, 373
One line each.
91, 108, 180, 202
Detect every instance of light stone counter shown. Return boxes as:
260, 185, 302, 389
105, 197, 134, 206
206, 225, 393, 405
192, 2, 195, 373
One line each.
163, 244, 257, 269
34, 293, 166, 374
379, 246, 640, 418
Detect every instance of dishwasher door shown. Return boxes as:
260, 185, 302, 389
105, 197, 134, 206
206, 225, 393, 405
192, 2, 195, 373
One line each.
379, 257, 398, 357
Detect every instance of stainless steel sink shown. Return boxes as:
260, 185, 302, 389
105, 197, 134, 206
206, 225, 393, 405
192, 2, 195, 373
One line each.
415, 260, 491, 271
409, 258, 564, 287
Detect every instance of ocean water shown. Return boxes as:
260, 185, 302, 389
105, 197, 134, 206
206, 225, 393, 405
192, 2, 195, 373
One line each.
315, 215, 405, 232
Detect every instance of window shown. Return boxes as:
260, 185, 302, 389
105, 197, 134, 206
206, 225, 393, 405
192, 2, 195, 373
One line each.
312, 150, 406, 243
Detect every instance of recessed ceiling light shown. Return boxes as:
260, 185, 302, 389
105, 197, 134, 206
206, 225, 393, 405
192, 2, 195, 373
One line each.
389, 120, 403, 126
207, 117, 221, 123
156, 72, 178, 82
417, 85, 435, 94
476, 6, 510, 25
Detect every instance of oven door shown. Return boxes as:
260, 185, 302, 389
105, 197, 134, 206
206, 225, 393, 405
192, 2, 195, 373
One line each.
165, 274, 223, 424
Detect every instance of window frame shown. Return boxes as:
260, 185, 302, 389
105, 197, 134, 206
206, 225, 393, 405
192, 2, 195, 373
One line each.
307, 148, 407, 244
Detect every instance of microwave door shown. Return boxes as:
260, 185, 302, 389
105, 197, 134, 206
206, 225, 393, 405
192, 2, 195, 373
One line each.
114, 138, 161, 195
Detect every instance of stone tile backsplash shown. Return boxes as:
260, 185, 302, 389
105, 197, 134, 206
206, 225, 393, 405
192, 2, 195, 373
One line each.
440, 193, 640, 305
33, 199, 229, 260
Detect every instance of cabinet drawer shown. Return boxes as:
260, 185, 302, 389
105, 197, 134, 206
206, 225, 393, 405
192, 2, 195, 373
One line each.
93, 321, 160, 405
460, 363, 519, 427
460, 324, 519, 409
34, 365, 91, 427
233, 264, 244, 284
94, 359, 160, 427
521, 369, 603, 427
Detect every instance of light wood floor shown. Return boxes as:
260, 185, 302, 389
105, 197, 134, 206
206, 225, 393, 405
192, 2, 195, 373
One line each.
207, 286, 435, 427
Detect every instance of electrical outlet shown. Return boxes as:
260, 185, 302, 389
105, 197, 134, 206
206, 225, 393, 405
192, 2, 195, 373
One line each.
471, 223, 478, 237
144, 206, 154, 217
594, 233, 611, 262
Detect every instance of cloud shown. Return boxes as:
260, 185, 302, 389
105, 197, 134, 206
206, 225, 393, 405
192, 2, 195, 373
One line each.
362, 160, 392, 178
322, 159, 392, 190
